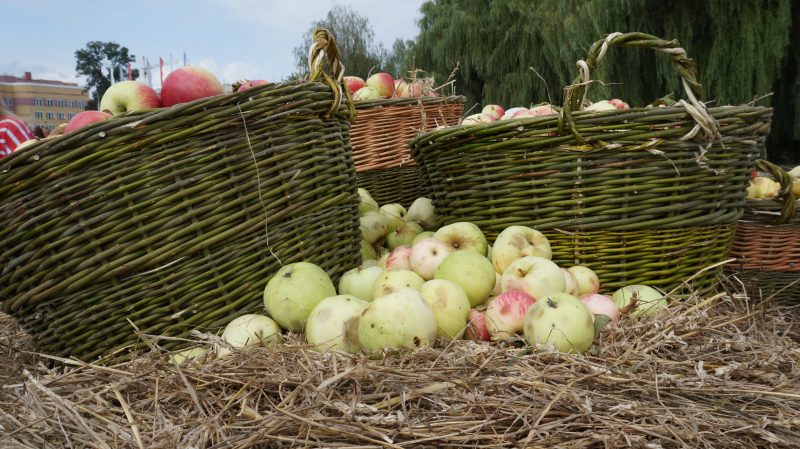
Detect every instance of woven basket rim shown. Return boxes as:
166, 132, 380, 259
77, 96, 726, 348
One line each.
410, 104, 771, 150
354, 95, 465, 110
5, 80, 346, 162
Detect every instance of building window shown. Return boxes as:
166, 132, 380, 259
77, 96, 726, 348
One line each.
67, 100, 73, 108
35, 111, 43, 119
46, 112, 54, 119
57, 112, 65, 120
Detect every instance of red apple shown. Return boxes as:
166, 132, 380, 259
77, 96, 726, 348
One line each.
608, 98, 630, 109
400, 81, 424, 98
386, 245, 413, 271
64, 111, 112, 133
99, 81, 161, 115
393, 79, 408, 98
343, 76, 365, 94
365, 72, 395, 98
465, 309, 491, 341
481, 104, 505, 121
237, 79, 269, 92
160, 66, 225, 107
485, 291, 536, 341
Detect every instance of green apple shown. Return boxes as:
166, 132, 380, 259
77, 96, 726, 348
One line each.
433, 222, 488, 255
372, 269, 425, 299
305, 295, 369, 353
380, 203, 408, 233
491, 225, 552, 274
357, 288, 437, 351
338, 266, 384, 301
611, 285, 669, 316
500, 256, 565, 300
523, 293, 594, 353
358, 188, 379, 215
419, 279, 471, 340
218, 314, 282, 358
387, 221, 424, 249
434, 250, 496, 307
406, 197, 439, 229
263, 262, 336, 332
360, 211, 389, 244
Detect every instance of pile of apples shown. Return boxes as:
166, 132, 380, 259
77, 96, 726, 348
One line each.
344, 72, 438, 101
461, 99, 630, 125
174, 188, 669, 363
747, 165, 800, 200
62, 67, 269, 135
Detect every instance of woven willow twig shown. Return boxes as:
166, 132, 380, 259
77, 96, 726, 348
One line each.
351, 95, 464, 171
356, 167, 431, 207
0, 31, 361, 361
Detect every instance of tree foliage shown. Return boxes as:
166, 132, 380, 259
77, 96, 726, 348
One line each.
292, 5, 414, 80
413, 0, 797, 162
75, 41, 140, 110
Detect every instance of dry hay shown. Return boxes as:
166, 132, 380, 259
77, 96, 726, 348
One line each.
1, 282, 799, 449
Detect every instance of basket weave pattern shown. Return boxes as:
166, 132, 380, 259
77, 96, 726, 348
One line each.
355, 166, 431, 207
547, 225, 734, 292
0, 79, 360, 359
351, 96, 464, 172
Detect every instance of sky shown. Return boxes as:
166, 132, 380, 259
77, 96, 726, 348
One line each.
1, 0, 426, 89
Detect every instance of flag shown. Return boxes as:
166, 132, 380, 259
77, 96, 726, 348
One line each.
118, 64, 124, 84
183, 51, 187, 67
160, 57, 164, 86
128, 62, 132, 80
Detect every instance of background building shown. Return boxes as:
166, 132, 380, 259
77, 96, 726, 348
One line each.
0, 72, 89, 134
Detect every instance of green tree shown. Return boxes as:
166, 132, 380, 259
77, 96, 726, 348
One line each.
292, 5, 413, 80
383, 38, 417, 79
413, 0, 797, 163
75, 41, 140, 110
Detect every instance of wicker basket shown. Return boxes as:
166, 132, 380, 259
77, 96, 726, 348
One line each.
0, 30, 362, 360
729, 160, 799, 303
351, 96, 464, 206
410, 32, 773, 292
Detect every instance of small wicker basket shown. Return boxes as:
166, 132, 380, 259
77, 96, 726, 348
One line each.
729, 159, 799, 304
411, 32, 773, 292
0, 30, 362, 360
351, 96, 464, 206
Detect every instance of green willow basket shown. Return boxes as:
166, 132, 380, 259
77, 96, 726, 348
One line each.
729, 160, 799, 304
411, 32, 773, 291
0, 30, 361, 360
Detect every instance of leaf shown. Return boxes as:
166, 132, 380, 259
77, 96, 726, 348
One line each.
593, 314, 612, 338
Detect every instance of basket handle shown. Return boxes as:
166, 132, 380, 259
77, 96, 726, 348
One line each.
562, 32, 719, 144
754, 159, 797, 225
307, 28, 355, 120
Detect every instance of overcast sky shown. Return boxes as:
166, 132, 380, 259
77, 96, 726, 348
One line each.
1, 0, 426, 88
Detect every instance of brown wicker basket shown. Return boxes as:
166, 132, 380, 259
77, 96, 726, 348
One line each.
351, 96, 464, 206
729, 159, 799, 303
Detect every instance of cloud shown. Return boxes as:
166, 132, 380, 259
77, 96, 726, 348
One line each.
0, 61, 86, 85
